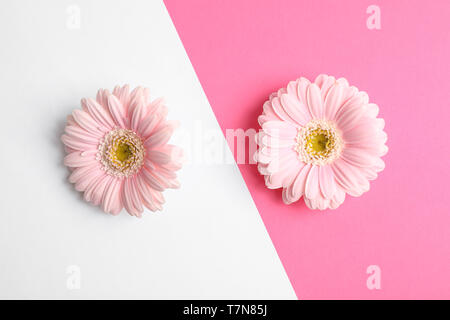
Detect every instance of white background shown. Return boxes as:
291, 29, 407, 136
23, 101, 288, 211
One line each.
0, 0, 295, 299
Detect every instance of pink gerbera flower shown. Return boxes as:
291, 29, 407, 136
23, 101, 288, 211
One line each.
62, 85, 183, 217
255, 75, 388, 210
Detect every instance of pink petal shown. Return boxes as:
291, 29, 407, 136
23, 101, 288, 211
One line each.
147, 150, 171, 165
341, 147, 377, 167
147, 97, 165, 114
74, 168, 104, 192
89, 175, 112, 206
65, 125, 101, 142
331, 159, 369, 197
314, 74, 328, 88
64, 151, 97, 168
280, 93, 311, 126
69, 163, 100, 184
61, 134, 96, 151
305, 196, 330, 210
82, 98, 115, 129
329, 186, 346, 209
84, 175, 103, 202
128, 87, 144, 118
271, 96, 296, 124
305, 165, 320, 199
286, 163, 311, 203
144, 124, 174, 149
150, 189, 165, 205
122, 178, 143, 217
107, 94, 127, 128
136, 175, 158, 211
366, 103, 379, 118
297, 77, 310, 107
318, 75, 336, 101
319, 165, 336, 199
102, 178, 123, 215
154, 164, 177, 179
342, 122, 384, 144
323, 82, 345, 120
130, 178, 144, 216
112, 84, 131, 110
336, 97, 367, 131
306, 83, 323, 119
262, 120, 298, 139
131, 95, 146, 132
141, 167, 165, 191
260, 133, 295, 149
66, 115, 76, 127
266, 158, 303, 189
96, 89, 111, 109
138, 114, 159, 138
72, 109, 105, 135
373, 158, 385, 172
266, 150, 298, 175
286, 80, 300, 100
262, 100, 281, 122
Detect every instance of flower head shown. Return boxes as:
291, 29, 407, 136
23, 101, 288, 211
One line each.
255, 75, 388, 210
62, 85, 183, 217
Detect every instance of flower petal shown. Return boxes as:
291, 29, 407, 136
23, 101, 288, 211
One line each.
61, 134, 96, 151
324, 82, 345, 120
285, 163, 311, 203
69, 163, 100, 184
319, 165, 336, 199
128, 87, 144, 118
102, 178, 123, 215
280, 93, 311, 126
90, 175, 113, 206
297, 77, 310, 107
271, 96, 296, 124
83, 98, 115, 129
305, 165, 320, 199
72, 109, 106, 135
107, 94, 127, 128
336, 97, 367, 131
65, 125, 101, 142
262, 120, 298, 139
141, 167, 165, 191
64, 151, 97, 168
306, 83, 323, 119
136, 174, 158, 211
147, 150, 171, 166
144, 124, 174, 149
131, 95, 146, 132
329, 186, 346, 209
331, 159, 369, 197
341, 147, 377, 168
74, 168, 104, 192
318, 75, 336, 101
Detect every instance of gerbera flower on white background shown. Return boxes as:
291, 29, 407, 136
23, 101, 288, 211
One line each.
62, 85, 183, 217
255, 74, 388, 210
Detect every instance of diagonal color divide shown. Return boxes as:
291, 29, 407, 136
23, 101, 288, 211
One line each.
165, 0, 450, 299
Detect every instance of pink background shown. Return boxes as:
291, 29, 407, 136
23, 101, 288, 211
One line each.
165, 0, 450, 299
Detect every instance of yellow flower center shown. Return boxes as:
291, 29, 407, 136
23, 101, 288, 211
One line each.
307, 132, 329, 153
115, 142, 133, 162
296, 120, 343, 166
98, 128, 145, 177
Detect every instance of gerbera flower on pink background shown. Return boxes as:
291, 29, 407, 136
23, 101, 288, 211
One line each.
61, 85, 183, 217
255, 74, 388, 210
